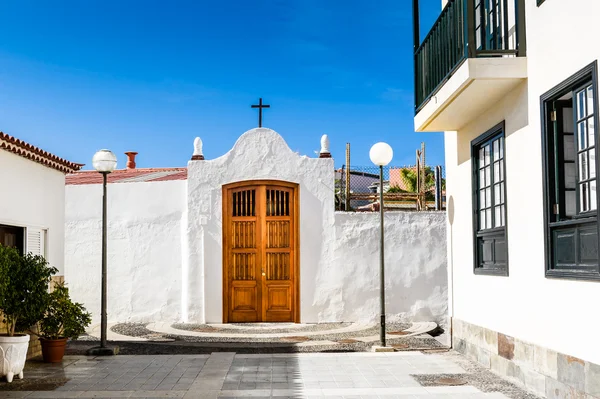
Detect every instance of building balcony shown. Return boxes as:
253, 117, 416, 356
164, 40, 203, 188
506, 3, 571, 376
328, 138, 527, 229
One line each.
413, 0, 527, 132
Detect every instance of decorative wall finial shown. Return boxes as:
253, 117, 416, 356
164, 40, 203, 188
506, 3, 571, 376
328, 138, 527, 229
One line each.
319, 134, 331, 158
191, 137, 205, 160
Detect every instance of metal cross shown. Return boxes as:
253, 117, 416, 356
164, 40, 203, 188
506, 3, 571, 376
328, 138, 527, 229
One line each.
251, 98, 270, 127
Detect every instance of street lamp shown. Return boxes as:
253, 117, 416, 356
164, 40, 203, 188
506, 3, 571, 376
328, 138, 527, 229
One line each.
87, 149, 118, 356
369, 142, 393, 348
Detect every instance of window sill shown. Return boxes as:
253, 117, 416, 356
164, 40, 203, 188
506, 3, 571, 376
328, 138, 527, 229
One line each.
546, 269, 600, 281
474, 268, 509, 277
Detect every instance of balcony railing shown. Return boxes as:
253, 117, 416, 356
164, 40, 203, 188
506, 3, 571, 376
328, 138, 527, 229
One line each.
413, 0, 526, 113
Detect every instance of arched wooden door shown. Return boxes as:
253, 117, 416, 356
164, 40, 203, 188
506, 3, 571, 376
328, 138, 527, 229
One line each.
222, 181, 299, 323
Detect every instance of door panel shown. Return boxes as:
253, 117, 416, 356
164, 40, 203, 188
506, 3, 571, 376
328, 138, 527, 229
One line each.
263, 186, 295, 322
226, 186, 261, 322
223, 182, 298, 323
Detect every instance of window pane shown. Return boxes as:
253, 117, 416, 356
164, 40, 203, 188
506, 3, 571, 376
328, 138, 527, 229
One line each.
480, 190, 486, 210
577, 89, 586, 120
480, 211, 486, 230
565, 163, 577, 188
484, 145, 491, 166
499, 159, 504, 181
590, 149, 596, 179
480, 169, 485, 188
500, 183, 505, 203
499, 137, 504, 158
485, 166, 491, 188
494, 162, 500, 182
580, 182, 589, 212
486, 209, 492, 228
564, 135, 576, 161
479, 147, 485, 166
494, 183, 501, 205
493, 139, 499, 161
565, 191, 576, 216
579, 152, 588, 181
500, 205, 505, 226
495, 206, 502, 227
587, 85, 594, 117
591, 180, 597, 211
578, 121, 587, 150
589, 118, 596, 147
486, 187, 492, 208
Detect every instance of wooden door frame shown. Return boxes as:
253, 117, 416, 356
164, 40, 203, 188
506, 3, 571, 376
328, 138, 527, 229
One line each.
222, 179, 300, 323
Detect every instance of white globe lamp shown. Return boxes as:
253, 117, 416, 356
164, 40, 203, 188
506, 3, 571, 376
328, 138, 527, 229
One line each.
369, 142, 393, 166
92, 149, 117, 173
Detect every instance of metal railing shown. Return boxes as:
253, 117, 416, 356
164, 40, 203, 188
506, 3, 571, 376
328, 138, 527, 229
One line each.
414, 0, 526, 112
334, 165, 446, 212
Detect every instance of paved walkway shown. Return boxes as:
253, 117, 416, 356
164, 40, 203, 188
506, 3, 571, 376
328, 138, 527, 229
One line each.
0, 351, 539, 398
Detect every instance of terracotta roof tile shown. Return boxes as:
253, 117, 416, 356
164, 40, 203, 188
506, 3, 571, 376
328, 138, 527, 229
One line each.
66, 168, 187, 185
0, 131, 84, 174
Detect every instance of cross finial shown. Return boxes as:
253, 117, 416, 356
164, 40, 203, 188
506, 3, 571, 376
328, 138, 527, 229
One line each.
251, 98, 270, 127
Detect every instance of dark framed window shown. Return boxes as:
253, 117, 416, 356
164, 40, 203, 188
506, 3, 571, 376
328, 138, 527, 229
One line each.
542, 61, 600, 280
0, 224, 25, 254
537, 0, 545, 6
472, 122, 508, 275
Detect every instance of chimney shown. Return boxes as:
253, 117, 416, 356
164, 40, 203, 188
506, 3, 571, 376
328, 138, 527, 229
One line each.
124, 151, 138, 169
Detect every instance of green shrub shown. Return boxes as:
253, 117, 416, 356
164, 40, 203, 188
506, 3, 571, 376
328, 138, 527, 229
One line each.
0, 244, 57, 336
38, 283, 91, 340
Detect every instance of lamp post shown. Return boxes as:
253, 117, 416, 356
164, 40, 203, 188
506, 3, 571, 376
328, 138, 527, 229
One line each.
369, 142, 393, 348
87, 149, 118, 356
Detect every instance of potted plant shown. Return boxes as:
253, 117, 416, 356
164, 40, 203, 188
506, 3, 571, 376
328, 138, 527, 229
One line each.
34, 282, 91, 363
0, 244, 57, 382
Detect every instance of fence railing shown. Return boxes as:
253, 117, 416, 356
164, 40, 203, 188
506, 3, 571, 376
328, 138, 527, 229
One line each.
414, 0, 526, 112
334, 165, 446, 212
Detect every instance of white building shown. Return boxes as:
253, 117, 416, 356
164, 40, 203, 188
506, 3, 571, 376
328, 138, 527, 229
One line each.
64, 128, 448, 327
0, 131, 82, 275
413, 0, 600, 396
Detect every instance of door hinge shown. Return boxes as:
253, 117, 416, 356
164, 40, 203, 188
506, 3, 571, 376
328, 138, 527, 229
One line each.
553, 203, 560, 215
550, 110, 557, 122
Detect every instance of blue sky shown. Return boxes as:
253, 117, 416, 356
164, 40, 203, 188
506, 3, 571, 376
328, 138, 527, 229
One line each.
0, 0, 442, 170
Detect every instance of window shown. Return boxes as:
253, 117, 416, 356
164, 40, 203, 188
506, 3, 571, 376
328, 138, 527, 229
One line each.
537, 0, 546, 6
0, 224, 25, 254
472, 122, 508, 275
542, 61, 600, 280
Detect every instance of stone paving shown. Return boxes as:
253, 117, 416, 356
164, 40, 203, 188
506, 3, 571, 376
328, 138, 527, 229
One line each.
0, 351, 541, 398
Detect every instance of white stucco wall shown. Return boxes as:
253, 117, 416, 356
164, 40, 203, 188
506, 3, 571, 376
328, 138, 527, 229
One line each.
331, 212, 447, 324
0, 150, 67, 274
187, 128, 448, 324
64, 180, 186, 325
445, 0, 600, 364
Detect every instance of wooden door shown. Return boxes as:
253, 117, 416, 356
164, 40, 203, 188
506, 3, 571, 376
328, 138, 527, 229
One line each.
223, 181, 299, 323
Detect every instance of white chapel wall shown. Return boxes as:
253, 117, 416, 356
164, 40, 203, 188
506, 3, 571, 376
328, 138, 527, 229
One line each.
0, 150, 66, 274
188, 128, 447, 324
445, 0, 600, 364
64, 180, 187, 325
186, 128, 335, 323
330, 212, 447, 324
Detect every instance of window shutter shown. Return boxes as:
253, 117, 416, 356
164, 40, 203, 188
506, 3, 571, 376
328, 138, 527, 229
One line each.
26, 228, 45, 257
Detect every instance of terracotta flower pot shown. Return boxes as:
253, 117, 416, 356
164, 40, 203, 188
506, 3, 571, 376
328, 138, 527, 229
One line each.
40, 338, 68, 363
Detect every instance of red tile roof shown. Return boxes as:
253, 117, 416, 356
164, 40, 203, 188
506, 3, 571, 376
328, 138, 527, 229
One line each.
66, 168, 187, 185
0, 131, 84, 174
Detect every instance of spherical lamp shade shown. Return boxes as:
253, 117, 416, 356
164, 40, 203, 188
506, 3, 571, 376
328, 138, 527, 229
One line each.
92, 149, 117, 173
369, 142, 393, 166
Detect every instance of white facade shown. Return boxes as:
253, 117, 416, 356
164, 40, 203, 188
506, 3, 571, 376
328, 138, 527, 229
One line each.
0, 148, 73, 274
64, 180, 187, 324
65, 128, 448, 325
430, 0, 600, 366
